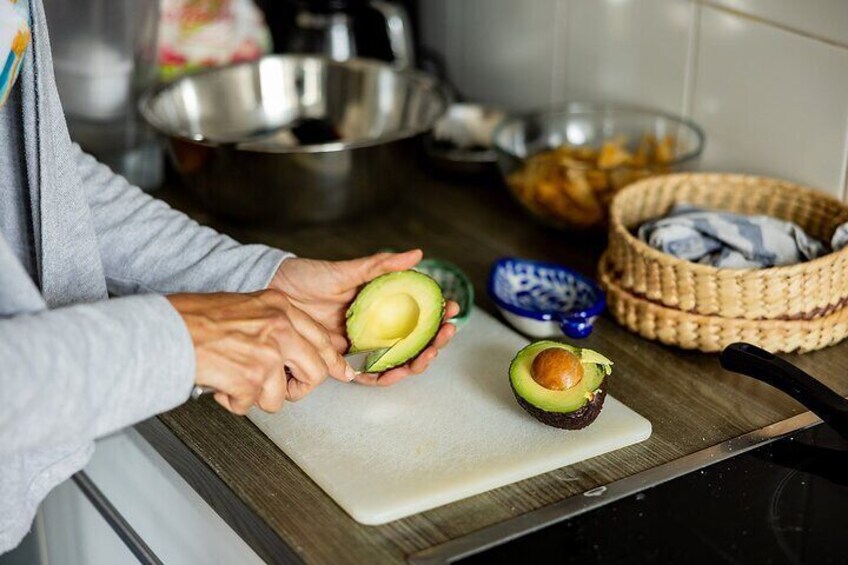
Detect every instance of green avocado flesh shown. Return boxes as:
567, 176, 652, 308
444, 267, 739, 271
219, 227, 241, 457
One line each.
346, 270, 445, 373
509, 341, 612, 429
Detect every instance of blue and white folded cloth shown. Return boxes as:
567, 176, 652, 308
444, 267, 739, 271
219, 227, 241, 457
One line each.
638, 204, 848, 269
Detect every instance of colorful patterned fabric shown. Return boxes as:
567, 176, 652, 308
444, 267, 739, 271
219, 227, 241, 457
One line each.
0, 0, 29, 107
158, 0, 271, 80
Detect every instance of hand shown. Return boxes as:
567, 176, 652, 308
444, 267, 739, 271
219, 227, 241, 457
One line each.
167, 290, 354, 415
269, 249, 460, 386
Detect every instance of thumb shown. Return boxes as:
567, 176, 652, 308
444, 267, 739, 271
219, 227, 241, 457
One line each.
345, 249, 423, 286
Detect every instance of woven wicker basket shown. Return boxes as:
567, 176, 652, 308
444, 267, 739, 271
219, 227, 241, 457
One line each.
600, 173, 848, 353
606, 173, 848, 320
600, 258, 848, 353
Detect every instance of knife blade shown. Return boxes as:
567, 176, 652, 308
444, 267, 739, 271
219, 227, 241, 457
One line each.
190, 347, 390, 400
344, 349, 383, 373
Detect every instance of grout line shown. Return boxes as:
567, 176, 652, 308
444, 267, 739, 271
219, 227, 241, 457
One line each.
680, 0, 701, 119
698, 0, 848, 51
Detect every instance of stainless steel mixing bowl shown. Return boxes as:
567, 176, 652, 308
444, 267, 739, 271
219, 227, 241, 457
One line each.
141, 55, 448, 227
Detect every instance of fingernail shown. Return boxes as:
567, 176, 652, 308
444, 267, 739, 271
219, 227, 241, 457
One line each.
345, 365, 356, 382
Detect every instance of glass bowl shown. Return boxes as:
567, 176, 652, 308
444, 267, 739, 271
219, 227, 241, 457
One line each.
492, 103, 705, 231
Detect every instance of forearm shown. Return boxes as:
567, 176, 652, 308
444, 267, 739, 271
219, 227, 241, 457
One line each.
0, 295, 194, 453
75, 145, 290, 295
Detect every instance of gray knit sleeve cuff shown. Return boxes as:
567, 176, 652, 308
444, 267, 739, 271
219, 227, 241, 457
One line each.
233, 247, 294, 292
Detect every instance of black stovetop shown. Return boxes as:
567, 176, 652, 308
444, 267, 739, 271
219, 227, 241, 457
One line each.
460, 423, 848, 564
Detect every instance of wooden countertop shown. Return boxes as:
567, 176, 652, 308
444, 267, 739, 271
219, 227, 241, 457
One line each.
144, 170, 848, 564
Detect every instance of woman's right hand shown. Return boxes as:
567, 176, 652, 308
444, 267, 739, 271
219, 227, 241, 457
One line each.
167, 290, 355, 415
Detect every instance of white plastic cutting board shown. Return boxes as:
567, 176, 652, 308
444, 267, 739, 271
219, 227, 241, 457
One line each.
248, 307, 651, 525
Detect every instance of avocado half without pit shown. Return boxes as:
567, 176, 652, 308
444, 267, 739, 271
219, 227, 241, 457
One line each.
509, 341, 613, 429
346, 270, 445, 373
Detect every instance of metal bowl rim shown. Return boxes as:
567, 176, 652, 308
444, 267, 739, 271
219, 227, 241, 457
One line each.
139, 55, 450, 154
491, 102, 706, 168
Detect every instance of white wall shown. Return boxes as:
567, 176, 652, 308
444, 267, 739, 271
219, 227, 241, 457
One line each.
419, 0, 848, 200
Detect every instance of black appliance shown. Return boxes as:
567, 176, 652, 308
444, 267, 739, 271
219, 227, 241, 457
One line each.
462, 422, 848, 564
257, 0, 416, 70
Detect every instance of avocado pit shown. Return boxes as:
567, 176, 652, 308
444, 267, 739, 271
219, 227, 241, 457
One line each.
509, 340, 612, 430
530, 348, 584, 391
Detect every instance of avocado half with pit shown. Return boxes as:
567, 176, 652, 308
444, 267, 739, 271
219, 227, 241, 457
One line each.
509, 341, 613, 429
346, 270, 445, 373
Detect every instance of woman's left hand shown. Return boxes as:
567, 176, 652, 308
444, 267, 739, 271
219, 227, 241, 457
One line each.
269, 249, 460, 386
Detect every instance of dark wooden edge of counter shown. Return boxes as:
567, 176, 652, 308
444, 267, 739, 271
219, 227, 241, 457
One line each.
135, 417, 303, 565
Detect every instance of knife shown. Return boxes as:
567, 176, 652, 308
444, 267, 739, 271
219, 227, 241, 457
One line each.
190, 347, 388, 400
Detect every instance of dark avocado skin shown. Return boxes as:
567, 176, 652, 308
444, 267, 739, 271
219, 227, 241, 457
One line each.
511, 378, 608, 430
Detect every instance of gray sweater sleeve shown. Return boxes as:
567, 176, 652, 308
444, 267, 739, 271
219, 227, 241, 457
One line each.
0, 294, 195, 454
74, 144, 291, 295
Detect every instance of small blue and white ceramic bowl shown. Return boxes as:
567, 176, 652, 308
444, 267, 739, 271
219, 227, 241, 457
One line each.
487, 258, 606, 339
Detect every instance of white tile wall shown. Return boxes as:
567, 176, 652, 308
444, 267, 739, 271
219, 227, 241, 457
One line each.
556, 0, 694, 116
420, 0, 560, 110
460, 0, 561, 110
418, 0, 848, 200
693, 6, 848, 193
706, 0, 848, 47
